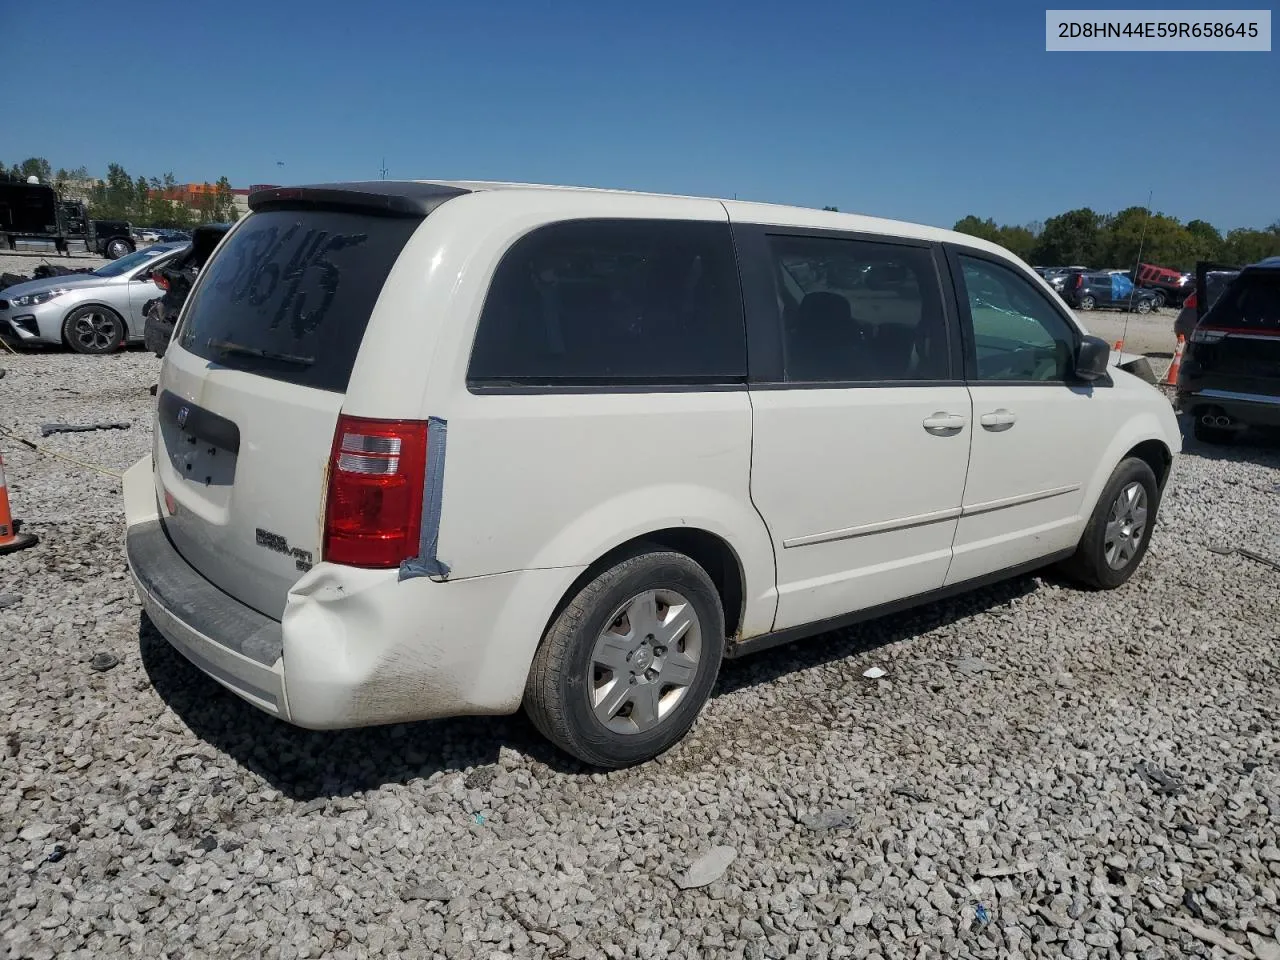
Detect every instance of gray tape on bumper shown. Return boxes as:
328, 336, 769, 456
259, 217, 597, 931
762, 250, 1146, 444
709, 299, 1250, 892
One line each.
399, 416, 451, 581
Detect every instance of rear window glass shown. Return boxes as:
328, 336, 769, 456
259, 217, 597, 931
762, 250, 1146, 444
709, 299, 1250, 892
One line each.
468, 219, 746, 386
177, 210, 421, 392
1207, 273, 1280, 331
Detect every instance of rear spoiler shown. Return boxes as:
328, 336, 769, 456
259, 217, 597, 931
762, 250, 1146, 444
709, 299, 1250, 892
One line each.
248, 182, 469, 218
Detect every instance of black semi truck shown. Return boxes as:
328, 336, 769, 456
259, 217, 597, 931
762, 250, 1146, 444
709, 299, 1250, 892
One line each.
0, 178, 135, 259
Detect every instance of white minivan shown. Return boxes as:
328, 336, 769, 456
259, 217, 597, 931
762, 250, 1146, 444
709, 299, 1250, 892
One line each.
124, 181, 1182, 767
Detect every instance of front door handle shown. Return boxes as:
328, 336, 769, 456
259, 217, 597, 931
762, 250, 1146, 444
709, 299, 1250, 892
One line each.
922, 412, 967, 434
979, 409, 1018, 431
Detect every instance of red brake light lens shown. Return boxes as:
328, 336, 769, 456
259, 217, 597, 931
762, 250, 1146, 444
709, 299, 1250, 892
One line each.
1183, 291, 1197, 309
323, 415, 428, 568
153, 271, 169, 290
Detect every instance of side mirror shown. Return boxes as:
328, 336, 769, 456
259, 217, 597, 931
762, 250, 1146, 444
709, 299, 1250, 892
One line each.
1074, 335, 1110, 381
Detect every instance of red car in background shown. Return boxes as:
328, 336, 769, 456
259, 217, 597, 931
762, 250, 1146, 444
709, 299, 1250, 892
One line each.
1135, 263, 1193, 308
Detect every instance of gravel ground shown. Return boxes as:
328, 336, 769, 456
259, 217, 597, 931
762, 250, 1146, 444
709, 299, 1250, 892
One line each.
2, 349, 1279, 960
0, 252, 108, 275
1077, 311, 1176, 360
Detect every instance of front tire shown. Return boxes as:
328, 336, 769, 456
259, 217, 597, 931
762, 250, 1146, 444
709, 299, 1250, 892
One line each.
1060, 457, 1159, 589
524, 548, 725, 768
62, 306, 125, 354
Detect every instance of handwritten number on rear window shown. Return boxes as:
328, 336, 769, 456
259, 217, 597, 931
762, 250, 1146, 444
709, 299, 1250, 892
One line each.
216, 222, 369, 340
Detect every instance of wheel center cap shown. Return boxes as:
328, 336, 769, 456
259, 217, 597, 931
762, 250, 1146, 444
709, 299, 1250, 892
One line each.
632, 646, 653, 670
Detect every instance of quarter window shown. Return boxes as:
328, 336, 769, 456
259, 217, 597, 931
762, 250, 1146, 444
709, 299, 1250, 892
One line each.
958, 255, 1077, 382
764, 235, 950, 383
468, 220, 746, 386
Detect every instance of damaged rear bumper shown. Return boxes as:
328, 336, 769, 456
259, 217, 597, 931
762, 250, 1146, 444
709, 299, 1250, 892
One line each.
123, 456, 583, 730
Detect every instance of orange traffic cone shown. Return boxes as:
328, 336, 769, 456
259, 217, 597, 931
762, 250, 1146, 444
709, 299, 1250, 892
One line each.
0, 450, 38, 555
1164, 334, 1186, 386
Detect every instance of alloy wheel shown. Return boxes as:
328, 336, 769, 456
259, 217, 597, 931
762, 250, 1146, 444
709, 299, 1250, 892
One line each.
73, 312, 118, 351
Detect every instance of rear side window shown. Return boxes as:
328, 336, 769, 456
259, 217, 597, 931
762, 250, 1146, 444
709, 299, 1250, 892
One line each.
765, 235, 950, 382
467, 219, 746, 387
177, 210, 421, 392
1206, 273, 1280, 331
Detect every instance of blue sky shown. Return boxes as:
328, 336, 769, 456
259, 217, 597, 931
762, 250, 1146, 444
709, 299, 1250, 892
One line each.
8, 0, 1277, 230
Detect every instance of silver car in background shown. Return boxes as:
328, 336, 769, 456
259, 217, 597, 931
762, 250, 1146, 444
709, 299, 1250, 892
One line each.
0, 243, 186, 354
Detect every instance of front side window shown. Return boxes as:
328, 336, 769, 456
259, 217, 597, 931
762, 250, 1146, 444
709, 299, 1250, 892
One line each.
764, 235, 950, 383
468, 219, 745, 386
958, 255, 1077, 382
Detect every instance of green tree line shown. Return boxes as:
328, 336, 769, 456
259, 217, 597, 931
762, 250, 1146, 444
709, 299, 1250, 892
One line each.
954, 208, 1280, 271
0, 157, 240, 229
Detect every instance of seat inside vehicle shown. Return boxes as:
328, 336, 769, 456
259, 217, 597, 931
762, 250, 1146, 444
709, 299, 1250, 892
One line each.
788, 291, 860, 380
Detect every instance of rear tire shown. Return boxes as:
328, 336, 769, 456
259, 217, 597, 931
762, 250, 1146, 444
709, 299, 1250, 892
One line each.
62, 306, 125, 355
524, 547, 725, 768
1079, 295, 1096, 310
1059, 457, 1159, 590
1136, 299, 1153, 314
105, 238, 133, 260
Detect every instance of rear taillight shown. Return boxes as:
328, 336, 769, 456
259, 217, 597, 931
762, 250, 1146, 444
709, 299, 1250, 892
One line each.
152, 271, 169, 290
323, 415, 428, 568
1182, 291, 1197, 309
1072, 274, 1083, 289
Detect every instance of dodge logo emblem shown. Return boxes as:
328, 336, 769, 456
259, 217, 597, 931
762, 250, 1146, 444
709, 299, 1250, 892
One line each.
177, 406, 189, 428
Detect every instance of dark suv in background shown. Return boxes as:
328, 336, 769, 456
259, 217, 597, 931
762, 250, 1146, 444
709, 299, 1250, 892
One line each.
1061, 271, 1160, 313
1176, 257, 1280, 443
1174, 263, 1241, 340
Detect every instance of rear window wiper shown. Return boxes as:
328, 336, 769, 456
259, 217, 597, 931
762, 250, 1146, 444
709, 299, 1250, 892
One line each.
206, 339, 314, 366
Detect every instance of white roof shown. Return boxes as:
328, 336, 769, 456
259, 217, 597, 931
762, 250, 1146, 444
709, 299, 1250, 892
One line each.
410, 179, 1018, 262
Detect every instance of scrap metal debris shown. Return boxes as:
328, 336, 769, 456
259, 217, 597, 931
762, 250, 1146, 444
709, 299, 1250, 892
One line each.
799, 808, 859, 831
1164, 917, 1254, 957
1134, 761, 1184, 796
0, 265, 94, 290
1238, 548, 1280, 573
861, 666, 887, 679
891, 787, 929, 802
40, 422, 131, 438
1207, 543, 1280, 573
401, 882, 452, 903
676, 846, 737, 890
90, 652, 119, 673
950, 657, 999, 675
977, 861, 1034, 878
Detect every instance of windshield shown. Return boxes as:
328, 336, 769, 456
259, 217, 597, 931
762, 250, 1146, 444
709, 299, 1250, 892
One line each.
93, 245, 175, 278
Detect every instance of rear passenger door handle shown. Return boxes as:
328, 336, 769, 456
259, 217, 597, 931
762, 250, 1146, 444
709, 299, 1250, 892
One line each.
979, 409, 1017, 431
922, 412, 966, 435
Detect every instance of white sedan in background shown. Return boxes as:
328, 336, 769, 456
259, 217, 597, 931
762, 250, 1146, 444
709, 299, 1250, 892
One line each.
0, 243, 185, 354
